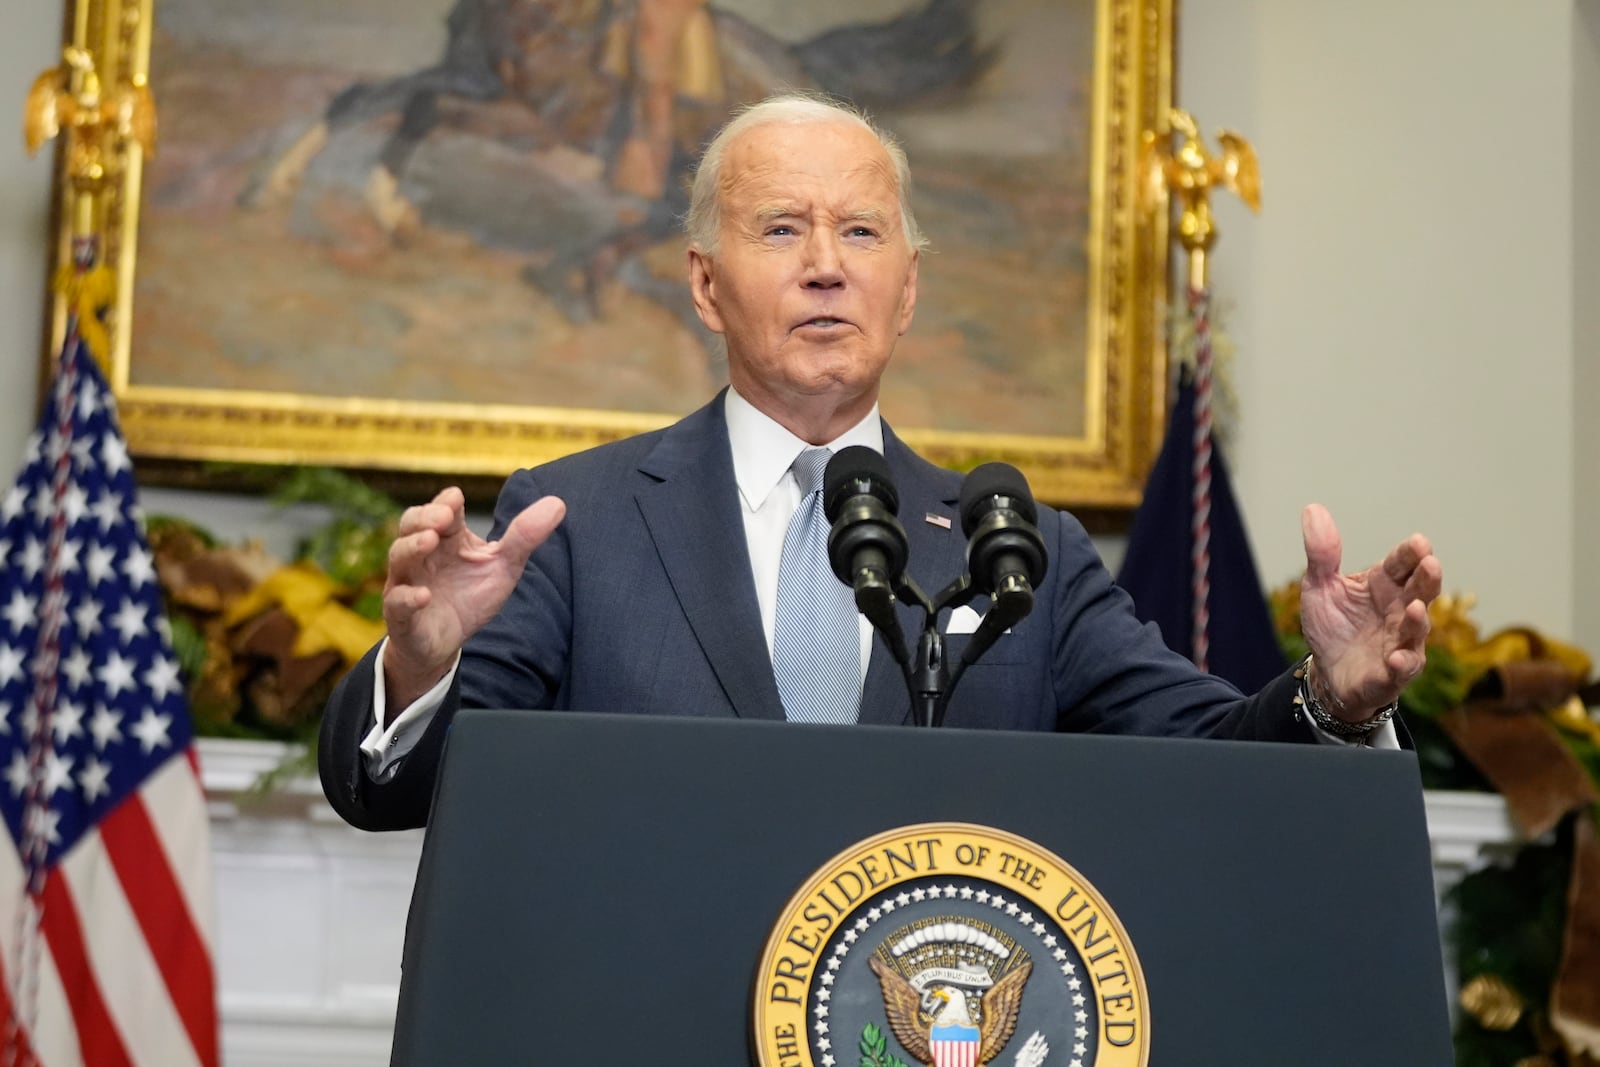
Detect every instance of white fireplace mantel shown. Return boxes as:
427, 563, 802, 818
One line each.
199, 738, 1523, 1067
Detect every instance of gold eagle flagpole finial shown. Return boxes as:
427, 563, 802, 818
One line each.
23, 42, 158, 361
1139, 107, 1260, 292
1136, 108, 1261, 676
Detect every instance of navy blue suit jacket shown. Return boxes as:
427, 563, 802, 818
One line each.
320, 392, 1309, 830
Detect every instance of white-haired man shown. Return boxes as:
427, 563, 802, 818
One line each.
319, 94, 1441, 831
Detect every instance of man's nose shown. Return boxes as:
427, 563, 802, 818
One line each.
801, 231, 845, 288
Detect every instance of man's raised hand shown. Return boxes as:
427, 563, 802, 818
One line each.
381, 486, 566, 712
1298, 503, 1441, 721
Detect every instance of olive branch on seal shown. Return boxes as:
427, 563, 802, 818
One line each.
859, 1023, 910, 1067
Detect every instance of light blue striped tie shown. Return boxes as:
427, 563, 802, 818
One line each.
773, 447, 860, 724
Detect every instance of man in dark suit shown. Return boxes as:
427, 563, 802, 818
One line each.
319, 94, 1442, 832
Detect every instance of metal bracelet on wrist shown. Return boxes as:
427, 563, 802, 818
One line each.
1293, 654, 1398, 741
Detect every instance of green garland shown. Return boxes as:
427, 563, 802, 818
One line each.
150, 466, 399, 742
1450, 825, 1577, 1065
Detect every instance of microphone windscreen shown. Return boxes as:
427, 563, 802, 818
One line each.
824, 446, 898, 521
959, 462, 1037, 535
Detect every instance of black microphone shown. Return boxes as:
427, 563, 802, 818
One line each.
824, 447, 909, 662
958, 462, 1047, 621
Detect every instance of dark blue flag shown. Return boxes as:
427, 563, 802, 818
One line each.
1115, 371, 1285, 693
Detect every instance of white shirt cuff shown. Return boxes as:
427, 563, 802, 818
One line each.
358, 637, 462, 780
1308, 716, 1401, 750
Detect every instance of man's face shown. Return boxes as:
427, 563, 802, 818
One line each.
688, 120, 920, 430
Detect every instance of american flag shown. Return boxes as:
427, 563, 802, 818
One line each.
0, 331, 218, 1066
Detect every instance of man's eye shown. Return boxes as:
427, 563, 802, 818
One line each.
766, 225, 794, 237
847, 226, 876, 238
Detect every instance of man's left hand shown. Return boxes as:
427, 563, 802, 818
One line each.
1298, 503, 1443, 721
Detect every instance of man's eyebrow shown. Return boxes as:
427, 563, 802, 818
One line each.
755, 206, 806, 224
840, 209, 891, 227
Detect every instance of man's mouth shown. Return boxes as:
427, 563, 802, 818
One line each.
796, 317, 848, 329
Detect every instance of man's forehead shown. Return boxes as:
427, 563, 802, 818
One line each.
718, 121, 900, 209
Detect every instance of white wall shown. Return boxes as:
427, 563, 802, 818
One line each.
0, 6, 56, 465
1575, 1, 1600, 654
2, 1, 1596, 649
1184, 0, 1596, 649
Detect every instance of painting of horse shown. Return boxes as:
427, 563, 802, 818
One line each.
133, 0, 1098, 441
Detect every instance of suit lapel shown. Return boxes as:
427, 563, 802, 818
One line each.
634, 394, 787, 721
858, 425, 964, 727
632, 407, 964, 727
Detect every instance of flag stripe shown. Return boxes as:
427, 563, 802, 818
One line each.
34, 944, 81, 1067
1, 924, 83, 1067
58, 831, 204, 1067
0, 835, 48, 1067
99, 782, 217, 1067
8, 940, 83, 1067
38, 872, 135, 1067
138, 758, 215, 954
0, 949, 42, 1067
2, 776, 211, 1067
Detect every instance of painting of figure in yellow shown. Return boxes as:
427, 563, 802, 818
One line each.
134, 0, 1097, 438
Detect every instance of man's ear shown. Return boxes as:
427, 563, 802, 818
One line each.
897, 250, 920, 335
687, 247, 725, 335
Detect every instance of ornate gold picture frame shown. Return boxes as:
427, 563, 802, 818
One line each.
47, 0, 1170, 507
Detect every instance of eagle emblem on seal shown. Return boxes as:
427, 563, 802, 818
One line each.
867, 930, 1033, 1067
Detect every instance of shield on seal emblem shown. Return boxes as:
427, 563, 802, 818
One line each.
930, 1019, 981, 1067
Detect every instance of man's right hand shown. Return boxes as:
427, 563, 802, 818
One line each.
381, 486, 567, 717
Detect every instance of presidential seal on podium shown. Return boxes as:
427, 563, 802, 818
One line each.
754, 823, 1149, 1067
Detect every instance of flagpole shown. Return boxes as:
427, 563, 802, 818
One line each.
10, 328, 86, 1067
1139, 109, 1261, 675
1187, 285, 1214, 671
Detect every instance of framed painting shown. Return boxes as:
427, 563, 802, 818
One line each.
47, 0, 1172, 506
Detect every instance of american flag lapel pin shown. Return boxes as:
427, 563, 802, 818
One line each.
925, 512, 952, 529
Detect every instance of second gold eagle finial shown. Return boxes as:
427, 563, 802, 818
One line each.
1140, 107, 1260, 289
